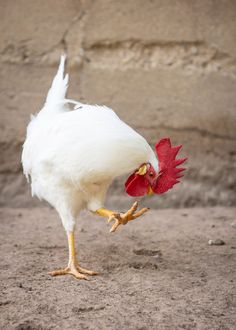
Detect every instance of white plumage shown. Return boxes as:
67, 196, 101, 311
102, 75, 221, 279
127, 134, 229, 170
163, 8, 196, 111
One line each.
22, 56, 158, 233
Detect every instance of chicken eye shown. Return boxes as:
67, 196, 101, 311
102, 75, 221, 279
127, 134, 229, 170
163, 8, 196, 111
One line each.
149, 172, 154, 177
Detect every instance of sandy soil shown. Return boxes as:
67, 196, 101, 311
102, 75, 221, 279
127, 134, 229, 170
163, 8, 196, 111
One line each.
0, 207, 235, 330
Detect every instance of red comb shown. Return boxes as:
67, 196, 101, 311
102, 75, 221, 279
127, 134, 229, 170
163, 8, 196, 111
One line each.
153, 138, 187, 194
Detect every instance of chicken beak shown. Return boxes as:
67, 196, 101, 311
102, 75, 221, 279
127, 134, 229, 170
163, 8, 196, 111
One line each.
147, 185, 154, 196
136, 164, 147, 175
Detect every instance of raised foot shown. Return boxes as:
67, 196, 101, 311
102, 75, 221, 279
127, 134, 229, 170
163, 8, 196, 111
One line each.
108, 201, 149, 233
49, 263, 98, 280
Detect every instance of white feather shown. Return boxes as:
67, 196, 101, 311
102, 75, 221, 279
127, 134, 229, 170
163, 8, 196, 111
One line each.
43, 54, 69, 114
22, 57, 159, 232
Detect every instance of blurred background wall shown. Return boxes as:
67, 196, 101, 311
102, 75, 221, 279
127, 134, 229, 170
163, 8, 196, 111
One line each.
0, 0, 235, 208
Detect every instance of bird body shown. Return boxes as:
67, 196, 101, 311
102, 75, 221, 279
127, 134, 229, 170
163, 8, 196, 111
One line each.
22, 56, 158, 232
22, 56, 186, 280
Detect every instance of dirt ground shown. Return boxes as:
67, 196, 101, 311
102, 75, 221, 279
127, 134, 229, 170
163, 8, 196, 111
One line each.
0, 206, 235, 330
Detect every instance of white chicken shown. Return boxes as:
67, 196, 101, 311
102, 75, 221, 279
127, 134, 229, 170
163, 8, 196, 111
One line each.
22, 56, 186, 280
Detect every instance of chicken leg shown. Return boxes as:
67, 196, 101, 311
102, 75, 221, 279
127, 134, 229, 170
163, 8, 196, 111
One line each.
96, 201, 149, 232
49, 231, 98, 280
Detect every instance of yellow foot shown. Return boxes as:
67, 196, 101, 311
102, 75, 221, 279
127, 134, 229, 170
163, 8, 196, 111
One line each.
49, 262, 98, 280
108, 201, 149, 233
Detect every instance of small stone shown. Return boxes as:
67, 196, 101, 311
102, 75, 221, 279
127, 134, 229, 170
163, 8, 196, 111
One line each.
230, 223, 236, 229
208, 239, 225, 246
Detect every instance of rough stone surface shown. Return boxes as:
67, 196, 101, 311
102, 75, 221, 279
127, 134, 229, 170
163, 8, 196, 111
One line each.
0, 0, 236, 207
0, 207, 235, 329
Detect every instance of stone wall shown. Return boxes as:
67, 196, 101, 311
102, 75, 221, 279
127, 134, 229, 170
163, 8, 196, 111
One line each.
0, 0, 235, 208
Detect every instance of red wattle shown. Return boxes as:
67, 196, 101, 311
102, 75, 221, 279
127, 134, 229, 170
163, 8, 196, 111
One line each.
125, 174, 149, 196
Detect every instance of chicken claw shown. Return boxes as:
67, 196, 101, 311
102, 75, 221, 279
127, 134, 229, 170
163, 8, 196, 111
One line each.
48, 232, 98, 280
108, 201, 149, 233
49, 261, 98, 280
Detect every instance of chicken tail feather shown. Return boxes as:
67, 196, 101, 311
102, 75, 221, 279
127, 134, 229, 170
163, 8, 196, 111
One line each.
43, 55, 69, 114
